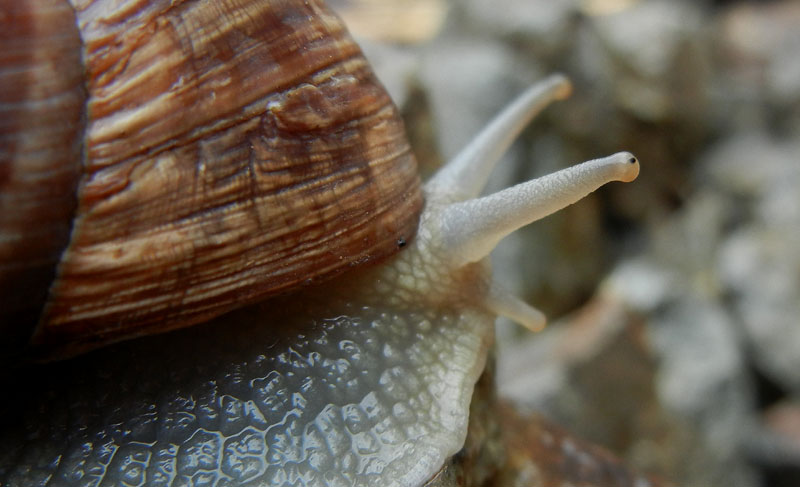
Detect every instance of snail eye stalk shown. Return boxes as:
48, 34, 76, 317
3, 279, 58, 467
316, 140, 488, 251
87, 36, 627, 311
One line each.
422, 75, 640, 331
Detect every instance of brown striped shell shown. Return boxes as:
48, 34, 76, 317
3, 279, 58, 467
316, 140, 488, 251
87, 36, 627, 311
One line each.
0, 0, 423, 361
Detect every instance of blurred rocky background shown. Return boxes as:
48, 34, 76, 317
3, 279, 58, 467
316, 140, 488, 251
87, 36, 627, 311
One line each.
330, 1, 800, 486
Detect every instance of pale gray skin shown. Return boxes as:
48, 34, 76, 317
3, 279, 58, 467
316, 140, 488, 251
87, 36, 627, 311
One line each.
0, 76, 639, 487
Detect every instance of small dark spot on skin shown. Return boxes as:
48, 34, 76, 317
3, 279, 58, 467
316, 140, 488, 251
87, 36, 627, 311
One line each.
396, 238, 406, 248
629, 157, 637, 164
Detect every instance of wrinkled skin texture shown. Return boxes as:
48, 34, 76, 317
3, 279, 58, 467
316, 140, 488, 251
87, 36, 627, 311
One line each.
0, 228, 495, 487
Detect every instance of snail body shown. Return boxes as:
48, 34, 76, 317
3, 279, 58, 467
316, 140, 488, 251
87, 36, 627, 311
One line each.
0, 0, 640, 486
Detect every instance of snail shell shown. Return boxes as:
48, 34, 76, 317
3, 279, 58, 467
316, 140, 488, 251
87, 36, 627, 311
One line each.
0, 0, 422, 360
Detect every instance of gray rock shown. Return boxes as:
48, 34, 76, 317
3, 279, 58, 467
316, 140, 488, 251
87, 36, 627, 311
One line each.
586, 0, 708, 122
460, 0, 578, 53
719, 228, 800, 394
704, 134, 800, 395
417, 35, 540, 162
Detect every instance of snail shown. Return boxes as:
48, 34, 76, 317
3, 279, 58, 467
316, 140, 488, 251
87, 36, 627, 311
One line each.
0, 0, 640, 486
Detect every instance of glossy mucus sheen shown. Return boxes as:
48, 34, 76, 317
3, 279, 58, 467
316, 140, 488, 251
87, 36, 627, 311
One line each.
0, 75, 639, 486
0, 280, 495, 487
1, 0, 422, 359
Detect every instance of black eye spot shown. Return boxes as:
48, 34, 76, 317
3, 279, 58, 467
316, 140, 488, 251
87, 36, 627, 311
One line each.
396, 238, 406, 248
628, 157, 637, 164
